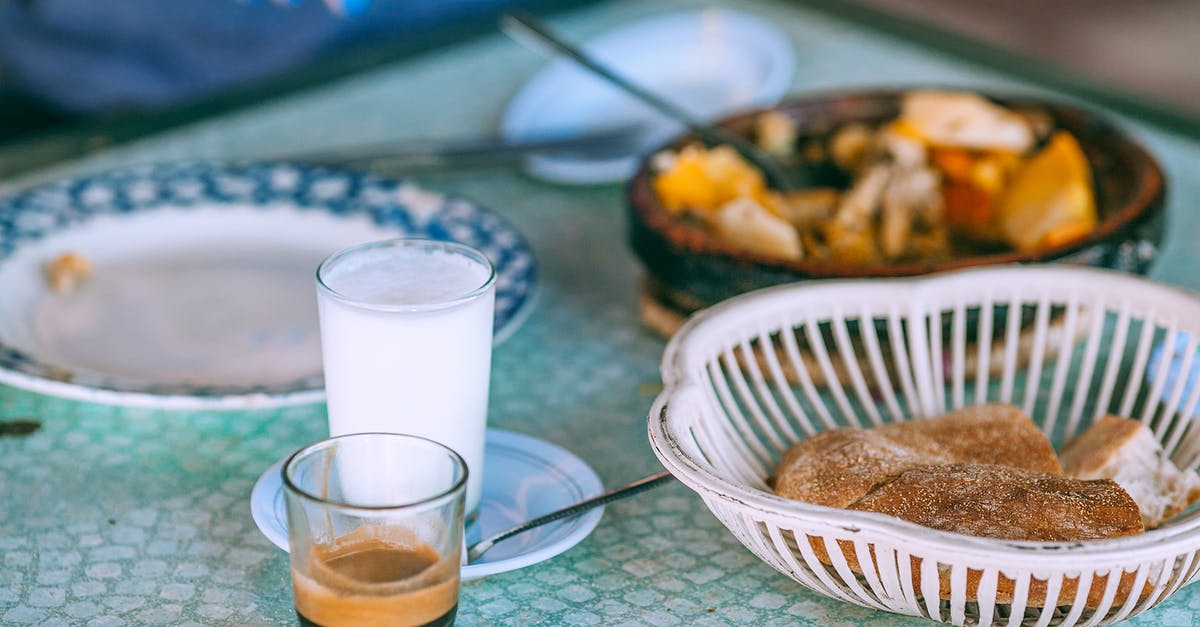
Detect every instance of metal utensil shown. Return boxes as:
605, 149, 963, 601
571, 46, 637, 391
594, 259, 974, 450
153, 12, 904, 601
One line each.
466, 470, 675, 563
287, 125, 647, 170
499, 10, 798, 191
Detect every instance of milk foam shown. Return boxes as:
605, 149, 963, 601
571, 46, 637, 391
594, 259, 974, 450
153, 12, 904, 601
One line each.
322, 248, 491, 306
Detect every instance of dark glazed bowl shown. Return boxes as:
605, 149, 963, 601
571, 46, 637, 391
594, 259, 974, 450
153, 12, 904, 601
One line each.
627, 89, 1167, 313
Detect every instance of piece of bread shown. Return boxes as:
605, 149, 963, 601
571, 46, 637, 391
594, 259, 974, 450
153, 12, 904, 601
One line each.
44, 252, 92, 294
774, 405, 1148, 608
1061, 415, 1200, 528
849, 463, 1143, 541
809, 463, 1144, 607
773, 403, 1059, 507
774, 428, 951, 507
877, 403, 1061, 475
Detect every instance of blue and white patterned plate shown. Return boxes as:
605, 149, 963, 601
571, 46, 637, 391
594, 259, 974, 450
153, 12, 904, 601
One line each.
0, 162, 537, 408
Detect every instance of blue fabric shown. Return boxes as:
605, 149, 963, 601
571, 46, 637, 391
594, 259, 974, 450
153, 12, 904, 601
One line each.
0, 0, 520, 113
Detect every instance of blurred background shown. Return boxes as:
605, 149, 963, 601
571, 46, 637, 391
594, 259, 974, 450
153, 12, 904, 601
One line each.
857, 0, 1199, 114
0, 0, 1196, 171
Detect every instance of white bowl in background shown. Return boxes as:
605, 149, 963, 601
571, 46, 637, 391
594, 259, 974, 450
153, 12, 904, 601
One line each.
501, 9, 795, 185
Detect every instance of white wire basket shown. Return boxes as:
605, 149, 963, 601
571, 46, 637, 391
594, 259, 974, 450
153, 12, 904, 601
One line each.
648, 265, 1200, 626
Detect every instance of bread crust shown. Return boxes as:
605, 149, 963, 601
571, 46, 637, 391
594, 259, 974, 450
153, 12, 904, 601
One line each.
773, 428, 950, 507
877, 404, 1061, 475
775, 405, 1148, 609
804, 464, 1145, 608
1060, 415, 1142, 476
773, 403, 1060, 507
850, 463, 1142, 541
1061, 415, 1200, 528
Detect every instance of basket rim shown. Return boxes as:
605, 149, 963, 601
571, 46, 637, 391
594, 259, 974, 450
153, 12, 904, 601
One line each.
651, 264, 1200, 564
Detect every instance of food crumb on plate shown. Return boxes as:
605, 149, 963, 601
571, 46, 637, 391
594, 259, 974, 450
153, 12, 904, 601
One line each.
43, 252, 92, 294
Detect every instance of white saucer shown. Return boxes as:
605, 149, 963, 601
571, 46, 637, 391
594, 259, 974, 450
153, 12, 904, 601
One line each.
0, 162, 537, 408
251, 428, 604, 580
501, 9, 794, 185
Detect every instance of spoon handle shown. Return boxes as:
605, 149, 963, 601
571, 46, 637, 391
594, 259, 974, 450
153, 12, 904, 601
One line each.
502, 11, 717, 140
500, 10, 795, 191
466, 470, 675, 563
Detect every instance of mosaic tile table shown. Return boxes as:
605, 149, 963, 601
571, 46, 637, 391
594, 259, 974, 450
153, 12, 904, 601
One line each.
3, 0, 1200, 624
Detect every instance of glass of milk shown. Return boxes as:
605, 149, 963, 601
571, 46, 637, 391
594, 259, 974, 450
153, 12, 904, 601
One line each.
316, 239, 495, 515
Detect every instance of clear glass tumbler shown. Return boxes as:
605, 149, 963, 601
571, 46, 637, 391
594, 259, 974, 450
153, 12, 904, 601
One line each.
284, 433, 466, 627
316, 238, 495, 514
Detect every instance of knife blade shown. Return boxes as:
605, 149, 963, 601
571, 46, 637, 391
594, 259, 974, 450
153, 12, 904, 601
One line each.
289, 124, 648, 169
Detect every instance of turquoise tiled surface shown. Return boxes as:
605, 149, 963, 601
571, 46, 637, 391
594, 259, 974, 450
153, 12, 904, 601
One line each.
2, 0, 1200, 624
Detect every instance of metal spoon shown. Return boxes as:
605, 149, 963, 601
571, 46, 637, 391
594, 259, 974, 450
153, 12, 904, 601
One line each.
466, 470, 675, 563
499, 10, 798, 192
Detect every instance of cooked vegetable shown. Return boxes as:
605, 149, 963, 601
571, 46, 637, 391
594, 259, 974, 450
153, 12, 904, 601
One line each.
900, 91, 1035, 153
650, 90, 1100, 264
755, 110, 799, 158
652, 144, 770, 216
998, 131, 1097, 251
711, 197, 802, 260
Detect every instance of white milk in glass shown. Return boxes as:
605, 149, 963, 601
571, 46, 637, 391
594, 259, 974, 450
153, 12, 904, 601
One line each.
316, 240, 494, 513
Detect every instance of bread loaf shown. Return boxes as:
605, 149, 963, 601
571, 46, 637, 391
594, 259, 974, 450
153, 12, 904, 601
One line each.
857, 464, 1144, 605
773, 428, 950, 507
803, 462, 1145, 607
849, 463, 1142, 541
773, 403, 1060, 506
876, 404, 1060, 474
775, 404, 1149, 608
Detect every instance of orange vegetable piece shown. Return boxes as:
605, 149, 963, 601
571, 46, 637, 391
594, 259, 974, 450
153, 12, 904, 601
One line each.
998, 131, 1097, 250
942, 180, 995, 232
1041, 220, 1096, 249
931, 148, 975, 181
654, 152, 720, 213
886, 118, 927, 143
652, 145, 769, 216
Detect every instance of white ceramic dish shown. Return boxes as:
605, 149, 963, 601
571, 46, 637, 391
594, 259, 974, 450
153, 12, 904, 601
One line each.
0, 162, 537, 408
501, 9, 794, 184
251, 428, 605, 580
650, 266, 1200, 626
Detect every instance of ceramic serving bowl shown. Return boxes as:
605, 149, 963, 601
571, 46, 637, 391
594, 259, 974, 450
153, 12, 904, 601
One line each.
626, 89, 1166, 317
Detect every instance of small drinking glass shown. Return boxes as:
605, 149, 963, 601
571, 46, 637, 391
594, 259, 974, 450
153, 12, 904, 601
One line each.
283, 433, 467, 627
316, 238, 495, 515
